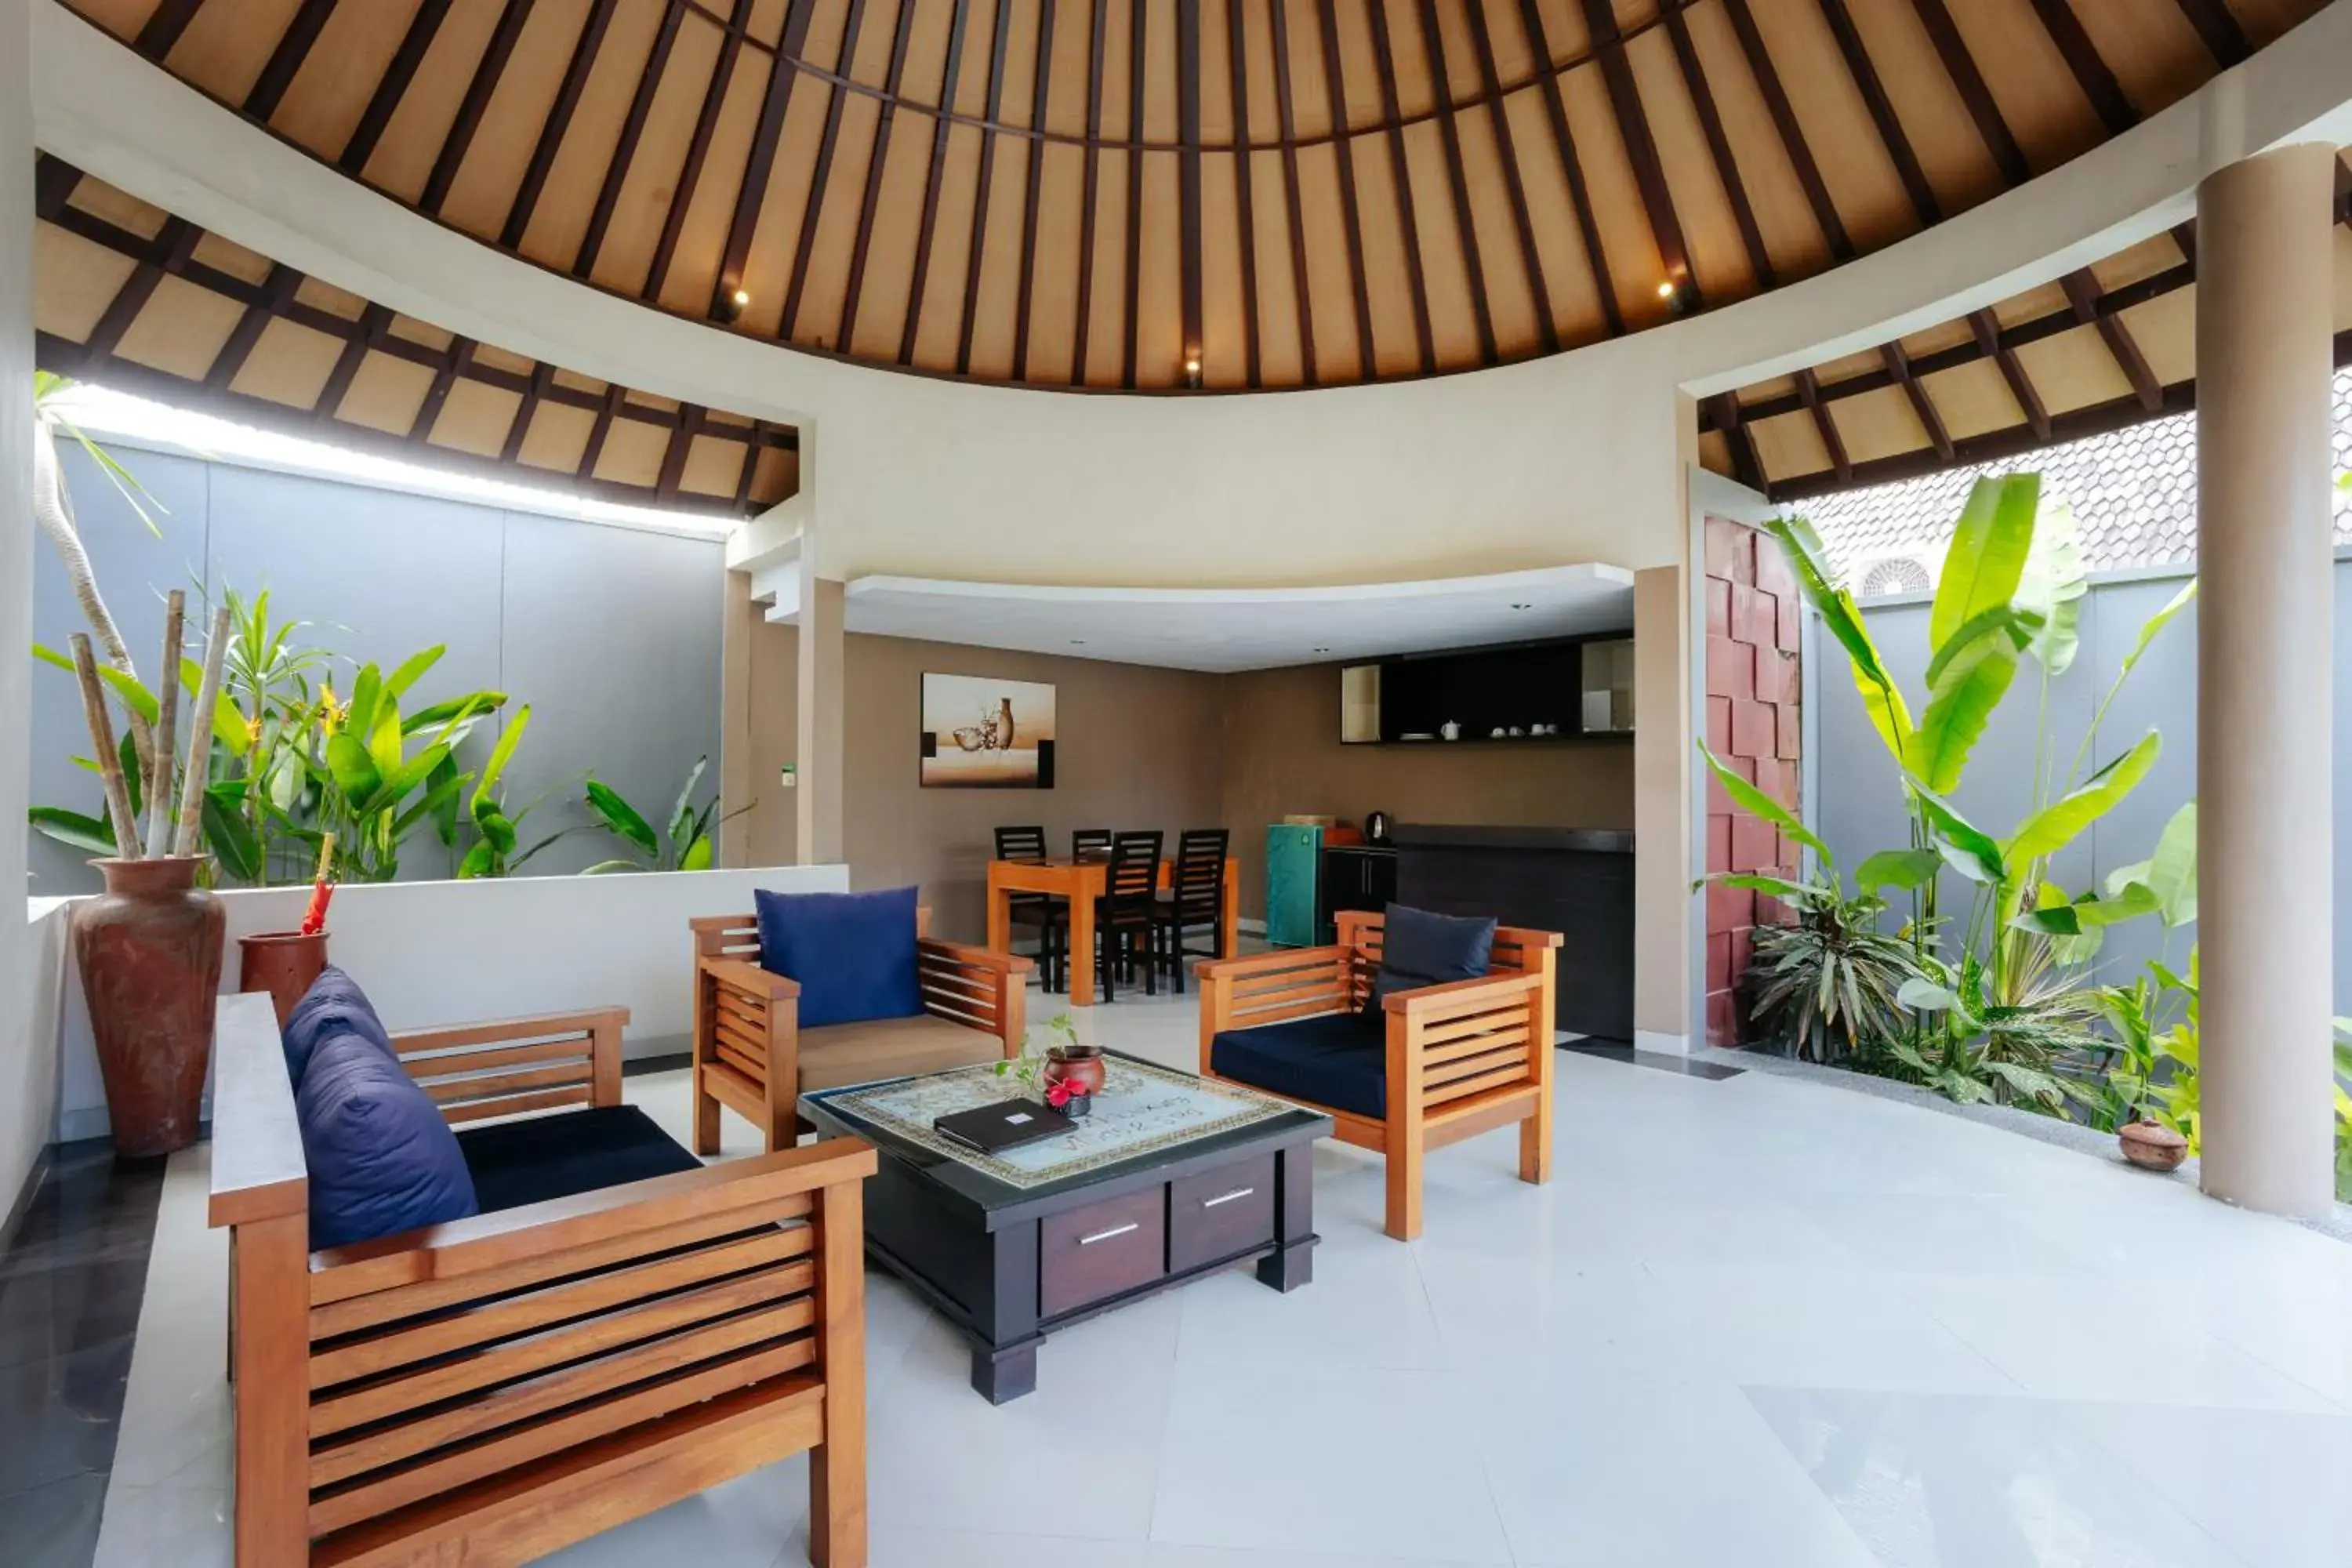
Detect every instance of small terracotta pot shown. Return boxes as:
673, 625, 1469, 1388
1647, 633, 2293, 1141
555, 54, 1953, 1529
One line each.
1043, 1044, 1107, 1098
72, 857, 226, 1159
240, 930, 332, 1032
2118, 1120, 2189, 1172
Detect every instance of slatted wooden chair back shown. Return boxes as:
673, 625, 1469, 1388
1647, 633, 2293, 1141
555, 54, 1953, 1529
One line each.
1100, 832, 1164, 927
1072, 828, 1112, 860
994, 824, 1048, 861
1333, 908, 1550, 1004
1169, 829, 1230, 923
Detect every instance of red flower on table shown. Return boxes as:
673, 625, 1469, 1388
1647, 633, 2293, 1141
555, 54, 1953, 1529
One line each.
1045, 1078, 1090, 1110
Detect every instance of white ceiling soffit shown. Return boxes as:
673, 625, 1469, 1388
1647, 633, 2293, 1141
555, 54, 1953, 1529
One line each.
827, 565, 1637, 673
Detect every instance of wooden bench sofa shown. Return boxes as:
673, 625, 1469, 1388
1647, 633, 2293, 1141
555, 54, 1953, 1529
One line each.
1196, 909, 1559, 1241
689, 909, 1031, 1153
209, 989, 876, 1567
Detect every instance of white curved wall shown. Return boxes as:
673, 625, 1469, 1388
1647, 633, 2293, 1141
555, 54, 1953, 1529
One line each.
32, 0, 2352, 589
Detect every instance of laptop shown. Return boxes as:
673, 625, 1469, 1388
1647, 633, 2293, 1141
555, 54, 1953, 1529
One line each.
932, 1098, 1075, 1154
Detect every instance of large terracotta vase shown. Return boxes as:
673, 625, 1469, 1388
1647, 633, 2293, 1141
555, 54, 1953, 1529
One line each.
72, 856, 226, 1158
239, 930, 331, 1032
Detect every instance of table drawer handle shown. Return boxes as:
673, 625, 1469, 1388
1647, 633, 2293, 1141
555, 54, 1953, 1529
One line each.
1078, 1221, 1140, 1246
1200, 1187, 1257, 1209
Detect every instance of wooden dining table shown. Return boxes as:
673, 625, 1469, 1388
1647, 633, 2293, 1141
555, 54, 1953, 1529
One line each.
984, 855, 1241, 1007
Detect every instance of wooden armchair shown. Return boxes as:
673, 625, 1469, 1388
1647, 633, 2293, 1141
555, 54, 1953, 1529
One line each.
691, 908, 1032, 1153
209, 990, 877, 1568
1196, 909, 1559, 1241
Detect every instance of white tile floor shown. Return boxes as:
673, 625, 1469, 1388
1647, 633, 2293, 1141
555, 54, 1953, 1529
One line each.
95, 989, 2352, 1568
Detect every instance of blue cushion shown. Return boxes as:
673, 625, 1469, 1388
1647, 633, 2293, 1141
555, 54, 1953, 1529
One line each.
1211, 1011, 1387, 1120
755, 886, 925, 1030
281, 965, 393, 1087
456, 1105, 702, 1214
1367, 903, 1496, 1014
297, 1028, 478, 1249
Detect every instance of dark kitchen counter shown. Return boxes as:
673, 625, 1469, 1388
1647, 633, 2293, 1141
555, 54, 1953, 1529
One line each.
1392, 824, 1635, 1045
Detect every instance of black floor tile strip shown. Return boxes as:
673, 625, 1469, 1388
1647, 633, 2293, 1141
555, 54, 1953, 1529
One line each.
0, 1139, 165, 1568
1561, 1041, 1747, 1080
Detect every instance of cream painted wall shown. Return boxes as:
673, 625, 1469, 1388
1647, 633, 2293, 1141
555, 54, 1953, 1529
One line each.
2, 0, 45, 1219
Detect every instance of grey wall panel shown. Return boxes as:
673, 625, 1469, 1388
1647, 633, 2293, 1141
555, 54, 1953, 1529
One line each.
496, 513, 724, 876
28, 442, 210, 895
28, 444, 724, 893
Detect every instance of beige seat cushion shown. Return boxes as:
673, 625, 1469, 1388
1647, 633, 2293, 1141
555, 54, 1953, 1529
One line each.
797, 1011, 1005, 1091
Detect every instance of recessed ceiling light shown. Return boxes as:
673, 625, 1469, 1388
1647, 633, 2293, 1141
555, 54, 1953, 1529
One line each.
1312, 646, 1331, 654
731, 288, 752, 308
1656, 279, 1676, 299
1510, 602, 1533, 611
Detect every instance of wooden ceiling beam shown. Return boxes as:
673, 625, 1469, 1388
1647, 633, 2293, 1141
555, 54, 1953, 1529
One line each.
1225, 0, 1261, 387
1969, 307, 2050, 442
655, 405, 702, 499
1461, 0, 1554, 356
1314, 0, 1377, 380
1711, 393, 1763, 492
406, 338, 477, 444
1722, 0, 1846, 262
501, 363, 555, 464
1879, 340, 1954, 463
1793, 369, 1849, 486
899, 0, 974, 365
1178, 0, 1205, 374
1069, 0, 1109, 379
422, 0, 539, 216
1813, 0, 1938, 225
1515, 0, 1617, 335
245, 0, 338, 121
84, 217, 199, 361
1011, 0, 1061, 380
340, 0, 453, 175
1661, 2, 1773, 289
577, 384, 626, 479
34, 154, 82, 221
1904, 0, 2027, 186
955, 0, 1018, 378
312, 303, 392, 423
2170, 0, 2252, 67
575, 0, 688, 278
132, 0, 204, 61
1120, 0, 1149, 386
775, 0, 858, 338
203, 263, 301, 392
644, 0, 760, 303
2061, 268, 2161, 411
837, 0, 920, 352
1578, 0, 1697, 307
505, 0, 622, 250
2024, 0, 2137, 134
1414, 0, 1496, 365
1268, 0, 1317, 379
732, 439, 762, 509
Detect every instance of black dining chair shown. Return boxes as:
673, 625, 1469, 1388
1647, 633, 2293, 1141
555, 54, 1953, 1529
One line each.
1094, 831, 1163, 1003
1073, 828, 1112, 861
995, 825, 1064, 989
1152, 829, 1230, 993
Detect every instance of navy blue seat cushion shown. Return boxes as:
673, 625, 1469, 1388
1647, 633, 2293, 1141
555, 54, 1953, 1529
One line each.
456, 1105, 703, 1214
755, 885, 925, 1030
297, 1029, 478, 1249
281, 965, 393, 1087
1211, 1011, 1387, 1120
1366, 903, 1497, 1014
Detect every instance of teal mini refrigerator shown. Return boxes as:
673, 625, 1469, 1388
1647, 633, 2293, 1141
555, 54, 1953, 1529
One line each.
1265, 824, 1325, 948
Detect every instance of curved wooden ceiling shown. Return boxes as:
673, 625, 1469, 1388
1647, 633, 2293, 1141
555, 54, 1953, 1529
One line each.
54, 0, 2331, 394
1698, 161, 2352, 500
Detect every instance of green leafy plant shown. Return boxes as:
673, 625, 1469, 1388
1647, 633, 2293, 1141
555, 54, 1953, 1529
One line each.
2332, 1016, 2352, 1203
995, 1013, 1082, 1088
582, 757, 743, 873
456, 706, 579, 878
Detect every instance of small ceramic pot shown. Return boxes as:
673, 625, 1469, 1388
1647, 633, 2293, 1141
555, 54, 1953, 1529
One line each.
1042, 1044, 1107, 1099
2118, 1120, 2189, 1172
239, 929, 331, 1032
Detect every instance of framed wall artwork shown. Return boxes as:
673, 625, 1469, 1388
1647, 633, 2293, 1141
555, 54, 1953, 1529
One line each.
920, 673, 1057, 788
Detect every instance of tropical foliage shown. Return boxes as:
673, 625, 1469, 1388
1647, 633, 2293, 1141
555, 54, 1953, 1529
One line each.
581, 757, 742, 873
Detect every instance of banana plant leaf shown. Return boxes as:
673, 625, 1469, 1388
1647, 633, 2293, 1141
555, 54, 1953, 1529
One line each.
2006, 731, 2161, 865
28, 806, 115, 856
2016, 500, 2089, 676
2105, 800, 2196, 927
1856, 848, 1941, 892
1695, 741, 1831, 867
668, 757, 710, 849
1928, 474, 2040, 658
2010, 882, 2160, 936
1765, 514, 1913, 763
1912, 786, 2005, 884
584, 778, 659, 858
679, 833, 715, 872
1908, 620, 2018, 795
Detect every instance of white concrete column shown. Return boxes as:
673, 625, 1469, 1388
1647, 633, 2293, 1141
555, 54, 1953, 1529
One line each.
2, 0, 47, 1210
1632, 563, 1692, 1051
2195, 142, 2339, 1218
794, 568, 844, 866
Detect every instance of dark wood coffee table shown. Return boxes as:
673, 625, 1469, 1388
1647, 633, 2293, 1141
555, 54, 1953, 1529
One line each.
801, 1050, 1328, 1403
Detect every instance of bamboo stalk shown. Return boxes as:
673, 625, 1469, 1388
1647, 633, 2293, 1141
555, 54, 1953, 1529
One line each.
143, 589, 184, 858
70, 632, 141, 858
172, 605, 232, 857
